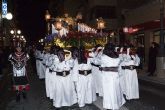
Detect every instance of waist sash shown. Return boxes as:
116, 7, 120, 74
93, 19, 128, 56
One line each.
91, 63, 100, 67
79, 70, 91, 76
99, 67, 118, 72
122, 65, 136, 70
56, 71, 70, 77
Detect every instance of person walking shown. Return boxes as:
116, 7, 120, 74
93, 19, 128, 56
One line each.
8, 44, 30, 102
98, 43, 125, 110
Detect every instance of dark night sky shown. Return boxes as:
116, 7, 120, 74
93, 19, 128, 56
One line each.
15, 0, 49, 44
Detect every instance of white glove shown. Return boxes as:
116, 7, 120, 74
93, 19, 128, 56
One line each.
120, 47, 123, 53
131, 55, 135, 60
127, 48, 130, 55
115, 47, 119, 52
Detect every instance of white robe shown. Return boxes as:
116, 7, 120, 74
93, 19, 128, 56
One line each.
44, 53, 51, 98
124, 54, 140, 100
99, 55, 125, 110
91, 52, 103, 96
47, 54, 58, 99
118, 53, 127, 95
35, 50, 45, 79
73, 58, 97, 107
42, 53, 50, 74
53, 59, 77, 108
34, 50, 40, 76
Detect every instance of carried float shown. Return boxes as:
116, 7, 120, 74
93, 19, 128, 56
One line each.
44, 13, 114, 49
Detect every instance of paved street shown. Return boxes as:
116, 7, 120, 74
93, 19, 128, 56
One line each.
0, 63, 165, 110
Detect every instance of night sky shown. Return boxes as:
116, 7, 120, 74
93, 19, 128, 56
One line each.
15, 0, 49, 44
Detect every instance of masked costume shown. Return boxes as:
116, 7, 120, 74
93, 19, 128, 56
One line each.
8, 46, 30, 102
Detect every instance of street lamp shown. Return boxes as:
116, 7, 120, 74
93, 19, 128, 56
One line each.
45, 10, 51, 21
45, 10, 52, 35
17, 30, 21, 34
10, 29, 22, 46
10, 29, 21, 35
1, 12, 13, 47
5, 12, 13, 20
97, 17, 105, 35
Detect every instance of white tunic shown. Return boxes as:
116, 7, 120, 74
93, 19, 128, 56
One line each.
91, 52, 103, 96
35, 50, 45, 79
42, 52, 50, 73
124, 54, 140, 100
53, 59, 77, 108
73, 58, 97, 107
34, 49, 40, 76
44, 53, 51, 98
47, 54, 58, 99
100, 55, 125, 110
118, 53, 127, 95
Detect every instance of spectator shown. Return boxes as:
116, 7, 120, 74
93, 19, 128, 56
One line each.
147, 42, 158, 76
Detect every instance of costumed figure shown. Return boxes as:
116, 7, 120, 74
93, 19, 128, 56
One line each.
69, 47, 79, 88
98, 43, 125, 110
47, 45, 59, 99
42, 48, 50, 75
43, 47, 52, 98
91, 44, 103, 97
8, 44, 30, 102
52, 48, 77, 108
35, 45, 45, 79
73, 46, 96, 107
121, 47, 140, 100
118, 46, 127, 95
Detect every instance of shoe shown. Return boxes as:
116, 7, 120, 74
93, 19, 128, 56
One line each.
16, 91, 20, 102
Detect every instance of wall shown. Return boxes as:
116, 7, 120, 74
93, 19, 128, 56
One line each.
124, 1, 165, 26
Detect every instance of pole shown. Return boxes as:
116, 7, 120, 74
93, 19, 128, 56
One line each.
156, 0, 165, 78
159, 0, 165, 56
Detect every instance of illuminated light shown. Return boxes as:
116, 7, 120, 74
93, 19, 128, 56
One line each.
45, 10, 51, 20
10, 30, 14, 34
6, 13, 13, 20
41, 39, 44, 42
110, 32, 115, 36
132, 28, 138, 32
17, 30, 21, 34
123, 27, 129, 33
21, 36, 24, 39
